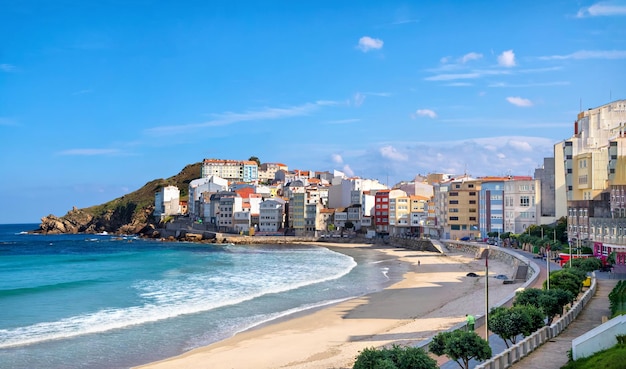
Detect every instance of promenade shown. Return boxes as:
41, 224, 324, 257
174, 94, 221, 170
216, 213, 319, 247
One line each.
439, 246, 620, 369
509, 275, 618, 369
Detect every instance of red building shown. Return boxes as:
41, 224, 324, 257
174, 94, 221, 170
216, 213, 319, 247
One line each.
374, 190, 390, 234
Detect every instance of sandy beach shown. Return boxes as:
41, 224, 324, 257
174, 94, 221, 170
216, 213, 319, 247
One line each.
136, 242, 522, 369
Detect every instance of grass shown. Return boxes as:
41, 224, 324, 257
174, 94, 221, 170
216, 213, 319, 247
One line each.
561, 344, 626, 369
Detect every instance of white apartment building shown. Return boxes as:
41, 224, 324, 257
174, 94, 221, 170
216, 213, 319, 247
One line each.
503, 177, 540, 234
327, 177, 387, 209
217, 193, 243, 232
202, 159, 258, 183
258, 198, 285, 233
154, 185, 181, 220
188, 176, 228, 217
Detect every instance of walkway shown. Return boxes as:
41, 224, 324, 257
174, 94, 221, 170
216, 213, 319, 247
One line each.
508, 276, 618, 369
439, 247, 619, 369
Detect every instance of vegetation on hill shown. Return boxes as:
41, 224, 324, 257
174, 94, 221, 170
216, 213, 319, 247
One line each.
38, 162, 202, 234
85, 162, 201, 217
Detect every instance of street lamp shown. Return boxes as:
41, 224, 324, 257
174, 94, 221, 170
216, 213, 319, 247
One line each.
546, 245, 550, 290
485, 244, 489, 338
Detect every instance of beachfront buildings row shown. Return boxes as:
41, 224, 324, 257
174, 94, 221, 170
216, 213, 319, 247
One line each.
555, 99, 626, 266
154, 160, 555, 240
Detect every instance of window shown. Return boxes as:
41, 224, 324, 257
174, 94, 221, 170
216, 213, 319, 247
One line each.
520, 196, 530, 207
450, 208, 459, 213
469, 200, 476, 204
469, 192, 476, 196
450, 200, 459, 204
449, 216, 459, 221
451, 225, 461, 230
450, 192, 459, 196
469, 217, 476, 221
468, 184, 474, 188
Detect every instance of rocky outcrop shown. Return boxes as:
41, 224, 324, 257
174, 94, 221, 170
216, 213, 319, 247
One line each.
38, 207, 95, 234
36, 205, 155, 235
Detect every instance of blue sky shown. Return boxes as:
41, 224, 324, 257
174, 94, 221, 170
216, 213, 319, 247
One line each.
1, 1, 626, 224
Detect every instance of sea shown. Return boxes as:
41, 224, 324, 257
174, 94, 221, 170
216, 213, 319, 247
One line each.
0, 223, 405, 369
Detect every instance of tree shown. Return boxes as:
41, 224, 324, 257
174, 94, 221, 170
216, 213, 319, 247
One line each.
488, 305, 544, 348
353, 345, 437, 369
429, 330, 491, 369
513, 288, 543, 307
248, 156, 261, 166
548, 270, 584, 297
541, 288, 575, 324
345, 220, 354, 230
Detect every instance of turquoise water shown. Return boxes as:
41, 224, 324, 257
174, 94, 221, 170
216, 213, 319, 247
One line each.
0, 224, 404, 369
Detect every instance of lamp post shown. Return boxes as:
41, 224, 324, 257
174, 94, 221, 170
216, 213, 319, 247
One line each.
546, 245, 550, 290
485, 244, 489, 338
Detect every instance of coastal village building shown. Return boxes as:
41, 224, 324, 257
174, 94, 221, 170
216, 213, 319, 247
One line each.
374, 190, 390, 234
503, 176, 539, 234
534, 157, 557, 225
258, 162, 288, 183
154, 185, 181, 220
202, 159, 259, 183
556, 99, 626, 265
478, 177, 506, 239
188, 176, 228, 218
258, 198, 285, 233
409, 195, 429, 235
217, 192, 242, 232
389, 195, 410, 235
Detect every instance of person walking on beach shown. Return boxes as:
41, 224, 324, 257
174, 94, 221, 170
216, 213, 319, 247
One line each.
465, 314, 475, 331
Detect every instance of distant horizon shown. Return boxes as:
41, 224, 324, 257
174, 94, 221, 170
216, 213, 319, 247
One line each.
2, 1, 625, 223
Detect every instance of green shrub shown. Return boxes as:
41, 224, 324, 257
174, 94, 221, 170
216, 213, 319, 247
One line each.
353, 345, 437, 369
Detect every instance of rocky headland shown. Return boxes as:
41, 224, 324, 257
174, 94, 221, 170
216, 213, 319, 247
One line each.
34, 162, 202, 236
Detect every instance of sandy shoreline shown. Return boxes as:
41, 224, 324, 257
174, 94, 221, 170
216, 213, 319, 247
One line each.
135, 242, 522, 369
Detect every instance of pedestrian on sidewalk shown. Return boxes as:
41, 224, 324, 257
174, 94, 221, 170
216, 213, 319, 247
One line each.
466, 314, 475, 331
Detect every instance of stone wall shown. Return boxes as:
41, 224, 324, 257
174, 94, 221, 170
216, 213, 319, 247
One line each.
443, 240, 536, 281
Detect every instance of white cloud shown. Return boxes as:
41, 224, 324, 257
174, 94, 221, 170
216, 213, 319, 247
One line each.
357, 36, 384, 52
326, 118, 360, 125
353, 92, 366, 107
577, 2, 626, 17
539, 50, 626, 60
343, 164, 355, 176
425, 72, 480, 81
460, 52, 483, 63
146, 101, 337, 135
497, 50, 516, 67
506, 96, 533, 107
508, 140, 533, 152
380, 145, 408, 161
58, 148, 122, 156
0, 63, 16, 72
331, 154, 344, 164
414, 109, 437, 118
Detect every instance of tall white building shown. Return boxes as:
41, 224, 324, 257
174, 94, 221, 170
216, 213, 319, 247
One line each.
154, 186, 181, 220
258, 198, 285, 233
503, 177, 540, 234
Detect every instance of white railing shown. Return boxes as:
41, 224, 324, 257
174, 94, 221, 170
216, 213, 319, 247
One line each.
475, 274, 597, 369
